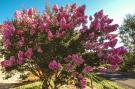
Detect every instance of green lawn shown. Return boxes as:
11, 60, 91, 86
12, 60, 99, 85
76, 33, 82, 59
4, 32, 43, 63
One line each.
14, 76, 125, 89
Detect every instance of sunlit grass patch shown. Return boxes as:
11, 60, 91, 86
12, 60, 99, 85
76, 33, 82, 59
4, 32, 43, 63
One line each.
14, 76, 125, 89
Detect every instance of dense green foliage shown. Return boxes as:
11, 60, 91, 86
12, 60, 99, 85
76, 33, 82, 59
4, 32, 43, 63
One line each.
119, 14, 135, 73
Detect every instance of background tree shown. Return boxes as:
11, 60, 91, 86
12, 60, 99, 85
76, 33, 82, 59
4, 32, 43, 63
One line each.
119, 14, 135, 73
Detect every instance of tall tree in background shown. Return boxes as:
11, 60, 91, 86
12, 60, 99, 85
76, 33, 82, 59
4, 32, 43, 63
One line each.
119, 14, 135, 73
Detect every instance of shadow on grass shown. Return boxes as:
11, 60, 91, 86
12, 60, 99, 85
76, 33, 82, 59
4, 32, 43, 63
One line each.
0, 81, 39, 89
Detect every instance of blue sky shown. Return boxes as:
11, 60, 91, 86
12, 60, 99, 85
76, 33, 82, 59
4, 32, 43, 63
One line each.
0, 0, 135, 25
0, 0, 135, 47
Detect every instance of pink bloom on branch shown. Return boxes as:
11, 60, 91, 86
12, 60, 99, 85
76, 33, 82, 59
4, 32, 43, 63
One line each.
108, 55, 123, 65
64, 54, 84, 67
72, 54, 84, 67
53, 5, 59, 13
71, 3, 76, 12
77, 5, 85, 16
44, 13, 50, 22
59, 6, 64, 12
48, 60, 61, 70
94, 10, 104, 19
1, 59, 13, 67
79, 74, 86, 89
109, 64, 118, 71
47, 30, 53, 41
109, 47, 128, 55
14, 10, 23, 19
9, 56, 16, 63
116, 47, 128, 55
71, 70, 78, 77
60, 17, 66, 29
17, 37, 24, 48
90, 19, 101, 30
37, 46, 43, 53
98, 67, 107, 74
65, 64, 73, 72
83, 66, 93, 74
17, 30, 24, 35
30, 29, 36, 35
27, 8, 35, 16
66, 4, 70, 10
3, 39, 11, 48
24, 48, 33, 59
109, 39, 117, 48
104, 24, 119, 33
18, 50, 24, 61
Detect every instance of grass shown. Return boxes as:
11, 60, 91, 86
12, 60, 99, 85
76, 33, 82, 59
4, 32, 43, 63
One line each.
14, 76, 125, 89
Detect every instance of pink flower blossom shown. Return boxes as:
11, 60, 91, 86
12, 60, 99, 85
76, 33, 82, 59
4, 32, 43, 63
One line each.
9, 56, 16, 63
24, 48, 33, 59
71, 3, 76, 12
108, 55, 122, 65
37, 46, 43, 53
28, 41, 32, 45
1, 60, 12, 67
109, 39, 117, 48
17, 30, 24, 35
65, 64, 73, 72
83, 66, 93, 74
105, 34, 117, 40
60, 17, 66, 29
27, 8, 34, 16
38, 25, 45, 32
79, 74, 86, 89
18, 59, 23, 65
14, 10, 23, 19
17, 37, 24, 48
116, 47, 128, 55
44, 13, 50, 22
90, 19, 101, 30
30, 29, 36, 35
2, 24, 14, 39
109, 64, 118, 71
65, 54, 84, 67
109, 47, 128, 55
53, 5, 59, 13
18, 50, 24, 62
71, 70, 78, 77
47, 30, 53, 41
66, 4, 70, 10
98, 67, 107, 74
3, 39, 11, 48
94, 10, 103, 19
48, 60, 61, 70
59, 6, 64, 12
77, 5, 85, 16
104, 24, 118, 33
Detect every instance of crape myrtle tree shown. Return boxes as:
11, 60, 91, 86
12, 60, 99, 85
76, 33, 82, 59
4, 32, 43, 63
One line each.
119, 14, 135, 72
0, 4, 127, 89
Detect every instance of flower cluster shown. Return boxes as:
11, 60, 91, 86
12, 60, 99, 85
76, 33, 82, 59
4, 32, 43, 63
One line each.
64, 54, 84, 67
48, 60, 61, 70
79, 74, 87, 89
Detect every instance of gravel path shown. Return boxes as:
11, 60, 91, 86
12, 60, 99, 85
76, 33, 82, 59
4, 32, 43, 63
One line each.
99, 72, 135, 89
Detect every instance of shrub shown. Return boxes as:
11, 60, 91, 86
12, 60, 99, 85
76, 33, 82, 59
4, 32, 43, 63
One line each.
0, 4, 127, 89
